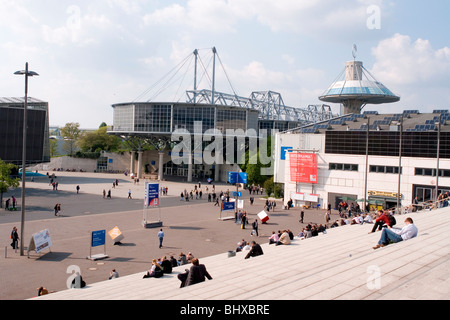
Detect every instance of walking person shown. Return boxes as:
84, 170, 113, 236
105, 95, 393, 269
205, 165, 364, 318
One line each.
128, 189, 132, 199
241, 212, 247, 229
251, 219, 259, 236
76, 185, 80, 194
157, 228, 164, 248
54, 203, 61, 216
300, 209, 304, 223
10, 226, 19, 250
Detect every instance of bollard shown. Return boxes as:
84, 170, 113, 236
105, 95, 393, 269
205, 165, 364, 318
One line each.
4, 246, 6, 258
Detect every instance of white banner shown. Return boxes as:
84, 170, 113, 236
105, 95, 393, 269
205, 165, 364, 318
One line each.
32, 229, 52, 254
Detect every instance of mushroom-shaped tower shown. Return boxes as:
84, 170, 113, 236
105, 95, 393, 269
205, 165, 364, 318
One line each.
319, 59, 400, 115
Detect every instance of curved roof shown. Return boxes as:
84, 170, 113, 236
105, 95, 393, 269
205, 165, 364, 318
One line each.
319, 80, 400, 104
319, 60, 400, 105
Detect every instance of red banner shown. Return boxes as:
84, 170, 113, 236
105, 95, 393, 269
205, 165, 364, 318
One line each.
289, 153, 318, 184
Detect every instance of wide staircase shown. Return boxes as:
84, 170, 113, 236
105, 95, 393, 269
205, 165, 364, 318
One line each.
32, 207, 449, 300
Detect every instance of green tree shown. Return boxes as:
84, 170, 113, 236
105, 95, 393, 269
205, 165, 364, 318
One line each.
0, 159, 20, 208
49, 138, 58, 157
240, 136, 274, 185
78, 126, 122, 153
60, 122, 81, 156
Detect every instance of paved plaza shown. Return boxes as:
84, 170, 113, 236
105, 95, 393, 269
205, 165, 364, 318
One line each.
0, 171, 324, 300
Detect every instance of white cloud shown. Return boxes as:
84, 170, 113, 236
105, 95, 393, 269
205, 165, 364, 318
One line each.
371, 33, 450, 85
367, 33, 450, 113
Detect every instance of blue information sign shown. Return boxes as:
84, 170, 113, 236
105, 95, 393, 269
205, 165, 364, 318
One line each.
222, 202, 235, 211
145, 183, 159, 207
228, 172, 248, 184
91, 230, 106, 247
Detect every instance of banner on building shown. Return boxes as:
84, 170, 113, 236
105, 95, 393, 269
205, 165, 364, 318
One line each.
289, 153, 318, 184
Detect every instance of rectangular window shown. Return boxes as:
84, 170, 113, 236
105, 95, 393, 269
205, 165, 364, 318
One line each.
329, 163, 358, 171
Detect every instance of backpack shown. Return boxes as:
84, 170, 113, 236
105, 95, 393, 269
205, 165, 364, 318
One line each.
388, 215, 396, 227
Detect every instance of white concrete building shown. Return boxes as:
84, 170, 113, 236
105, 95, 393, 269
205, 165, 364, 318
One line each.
274, 110, 450, 211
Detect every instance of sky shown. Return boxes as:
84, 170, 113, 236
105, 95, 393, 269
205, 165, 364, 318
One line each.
1, 0, 449, 129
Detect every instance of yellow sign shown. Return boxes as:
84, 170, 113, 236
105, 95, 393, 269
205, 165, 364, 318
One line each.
368, 191, 402, 198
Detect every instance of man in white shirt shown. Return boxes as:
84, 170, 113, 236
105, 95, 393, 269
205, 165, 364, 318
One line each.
373, 217, 418, 249
158, 229, 164, 248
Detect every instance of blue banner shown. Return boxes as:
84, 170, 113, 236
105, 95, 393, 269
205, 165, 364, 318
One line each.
145, 183, 159, 207
228, 172, 248, 184
91, 230, 106, 247
222, 202, 235, 212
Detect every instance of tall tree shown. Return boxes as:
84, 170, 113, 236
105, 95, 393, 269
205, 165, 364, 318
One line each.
0, 159, 20, 208
78, 126, 122, 153
60, 122, 81, 156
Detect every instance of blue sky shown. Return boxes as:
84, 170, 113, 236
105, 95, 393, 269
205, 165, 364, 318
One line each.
0, 0, 449, 128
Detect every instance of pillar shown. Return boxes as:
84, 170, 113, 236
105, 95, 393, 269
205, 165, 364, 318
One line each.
158, 151, 164, 181
137, 151, 143, 179
187, 152, 193, 182
130, 151, 136, 175
214, 162, 220, 182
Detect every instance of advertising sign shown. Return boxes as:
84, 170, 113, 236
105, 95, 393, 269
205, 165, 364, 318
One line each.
91, 230, 106, 247
29, 229, 52, 254
289, 153, 318, 184
144, 182, 159, 207
221, 202, 235, 211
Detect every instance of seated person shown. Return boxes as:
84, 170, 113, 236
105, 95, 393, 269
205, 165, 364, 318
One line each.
363, 214, 374, 224
186, 252, 195, 262
369, 210, 391, 233
245, 241, 264, 259
330, 220, 339, 228
287, 229, 294, 240
185, 258, 212, 286
169, 255, 178, 268
37, 286, 49, 296
373, 217, 418, 249
276, 230, 291, 245
268, 231, 279, 244
178, 252, 188, 266
160, 256, 172, 274
143, 259, 163, 278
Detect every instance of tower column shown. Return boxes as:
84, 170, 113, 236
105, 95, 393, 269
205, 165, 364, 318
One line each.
187, 152, 193, 182
137, 151, 143, 179
158, 151, 164, 181
130, 151, 135, 175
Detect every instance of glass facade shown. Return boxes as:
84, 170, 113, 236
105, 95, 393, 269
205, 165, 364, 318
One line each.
112, 104, 134, 132
134, 104, 172, 133
216, 108, 246, 132
325, 131, 450, 159
173, 105, 215, 133
0, 103, 49, 165
112, 102, 299, 137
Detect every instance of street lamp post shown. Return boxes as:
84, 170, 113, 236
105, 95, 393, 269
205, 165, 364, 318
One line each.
435, 113, 442, 207
14, 62, 39, 256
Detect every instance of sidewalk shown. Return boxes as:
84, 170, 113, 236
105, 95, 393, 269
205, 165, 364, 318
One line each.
1, 171, 317, 300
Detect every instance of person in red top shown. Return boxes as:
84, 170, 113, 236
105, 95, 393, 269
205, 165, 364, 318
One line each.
368, 210, 390, 233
